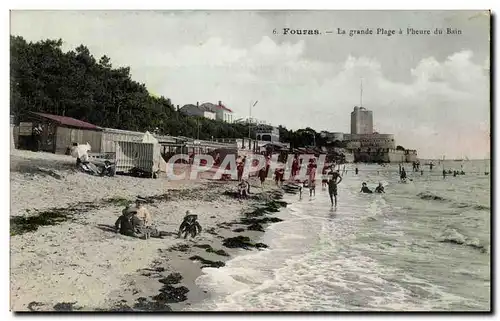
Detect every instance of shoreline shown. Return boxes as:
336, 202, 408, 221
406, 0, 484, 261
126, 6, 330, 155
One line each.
10, 150, 288, 312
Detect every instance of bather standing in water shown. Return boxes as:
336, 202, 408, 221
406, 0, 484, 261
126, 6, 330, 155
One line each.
400, 167, 407, 182
327, 170, 343, 207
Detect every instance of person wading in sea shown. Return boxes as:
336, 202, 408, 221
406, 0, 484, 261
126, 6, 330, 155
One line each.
327, 170, 343, 207
360, 182, 373, 194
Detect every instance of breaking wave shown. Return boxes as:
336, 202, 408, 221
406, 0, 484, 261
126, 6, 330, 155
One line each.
417, 191, 446, 201
438, 227, 489, 254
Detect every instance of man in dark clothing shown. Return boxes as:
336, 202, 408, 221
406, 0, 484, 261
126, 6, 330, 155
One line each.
327, 171, 342, 207
360, 182, 373, 194
400, 167, 407, 182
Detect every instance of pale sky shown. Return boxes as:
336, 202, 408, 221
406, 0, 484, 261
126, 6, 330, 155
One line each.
10, 10, 490, 159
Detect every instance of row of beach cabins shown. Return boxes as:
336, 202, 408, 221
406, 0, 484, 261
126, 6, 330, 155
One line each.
12, 111, 335, 177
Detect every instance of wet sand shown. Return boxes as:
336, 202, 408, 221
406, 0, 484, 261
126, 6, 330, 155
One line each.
10, 150, 286, 311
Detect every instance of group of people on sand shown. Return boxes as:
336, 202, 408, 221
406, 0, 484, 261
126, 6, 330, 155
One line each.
114, 198, 202, 239
114, 197, 162, 239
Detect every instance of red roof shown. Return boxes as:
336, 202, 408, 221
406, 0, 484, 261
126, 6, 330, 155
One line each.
217, 104, 233, 113
31, 112, 101, 130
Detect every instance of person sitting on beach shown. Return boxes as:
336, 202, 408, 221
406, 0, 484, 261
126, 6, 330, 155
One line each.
178, 211, 202, 239
115, 207, 139, 237
134, 197, 152, 227
375, 182, 385, 193
360, 182, 373, 194
238, 180, 250, 199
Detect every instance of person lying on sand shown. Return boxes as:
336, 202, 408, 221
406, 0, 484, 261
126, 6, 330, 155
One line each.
178, 211, 202, 239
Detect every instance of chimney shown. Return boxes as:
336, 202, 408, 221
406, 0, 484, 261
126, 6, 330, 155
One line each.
218, 100, 222, 106
196, 101, 199, 107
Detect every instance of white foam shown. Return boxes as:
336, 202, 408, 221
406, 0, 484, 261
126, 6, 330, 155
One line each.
190, 171, 488, 311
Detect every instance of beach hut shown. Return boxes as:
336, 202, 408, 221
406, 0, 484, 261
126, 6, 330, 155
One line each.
16, 112, 102, 154
113, 132, 169, 177
100, 128, 145, 154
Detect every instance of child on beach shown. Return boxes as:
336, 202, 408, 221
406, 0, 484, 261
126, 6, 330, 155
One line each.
115, 207, 138, 237
178, 211, 202, 239
238, 180, 250, 199
134, 197, 152, 227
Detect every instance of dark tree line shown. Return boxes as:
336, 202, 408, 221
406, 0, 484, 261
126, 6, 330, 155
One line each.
10, 36, 333, 148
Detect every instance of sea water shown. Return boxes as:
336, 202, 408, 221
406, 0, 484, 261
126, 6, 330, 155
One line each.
188, 161, 490, 311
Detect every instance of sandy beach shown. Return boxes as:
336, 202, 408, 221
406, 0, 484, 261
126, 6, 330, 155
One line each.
10, 150, 286, 311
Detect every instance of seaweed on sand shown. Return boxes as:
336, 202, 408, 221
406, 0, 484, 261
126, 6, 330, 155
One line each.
133, 297, 172, 312
222, 236, 269, 250
53, 302, 79, 311
247, 223, 265, 232
152, 285, 190, 304
102, 197, 130, 207
194, 244, 230, 257
166, 244, 190, 252
159, 272, 183, 285
189, 255, 225, 268
10, 202, 99, 236
240, 216, 283, 225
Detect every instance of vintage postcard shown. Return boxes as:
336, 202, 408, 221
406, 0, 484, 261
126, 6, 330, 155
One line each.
9, 10, 490, 312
